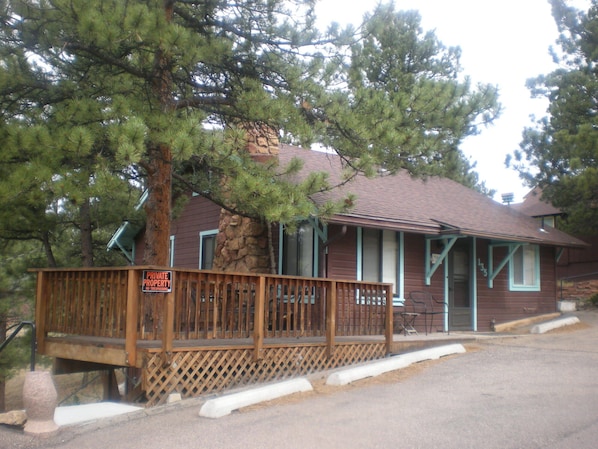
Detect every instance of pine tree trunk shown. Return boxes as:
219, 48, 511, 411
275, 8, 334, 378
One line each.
143, 144, 172, 266
143, 1, 174, 266
41, 231, 57, 268
79, 198, 94, 267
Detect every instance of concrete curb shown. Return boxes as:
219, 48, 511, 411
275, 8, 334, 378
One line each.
530, 316, 580, 334
326, 343, 466, 386
493, 312, 561, 333
199, 378, 313, 419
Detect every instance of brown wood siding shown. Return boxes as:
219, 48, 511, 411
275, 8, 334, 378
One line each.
403, 234, 445, 298
557, 235, 598, 280
134, 195, 221, 269
133, 229, 145, 265
475, 241, 557, 331
171, 195, 221, 268
326, 225, 357, 280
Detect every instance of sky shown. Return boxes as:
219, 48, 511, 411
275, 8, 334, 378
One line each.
315, 0, 589, 203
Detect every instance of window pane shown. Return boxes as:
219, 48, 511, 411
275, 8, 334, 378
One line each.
512, 245, 538, 288
513, 248, 524, 285
201, 235, 215, 269
361, 229, 398, 295
362, 228, 380, 282
522, 245, 536, 285
382, 230, 397, 293
283, 232, 299, 275
283, 223, 314, 277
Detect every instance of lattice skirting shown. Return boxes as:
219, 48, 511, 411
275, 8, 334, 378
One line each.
142, 342, 387, 407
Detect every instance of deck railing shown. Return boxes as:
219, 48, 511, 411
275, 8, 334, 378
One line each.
33, 267, 393, 365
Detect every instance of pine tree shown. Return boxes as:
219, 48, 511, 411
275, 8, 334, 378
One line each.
509, 0, 598, 236
1, 1, 500, 267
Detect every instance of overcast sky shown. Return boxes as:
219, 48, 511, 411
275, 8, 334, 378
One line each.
315, 0, 589, 203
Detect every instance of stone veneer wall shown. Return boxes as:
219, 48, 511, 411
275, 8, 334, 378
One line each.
211, 123, 279, 273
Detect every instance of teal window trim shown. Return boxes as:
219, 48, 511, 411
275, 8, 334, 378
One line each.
356, 228, 364, 282
278, 226, 284, 275
357, 228, 404, 306
471, 236, 478, 331
169, 235, 175, 267
199, 229, 218, 269
397, 231, 405, 305
509, 244, 541, 291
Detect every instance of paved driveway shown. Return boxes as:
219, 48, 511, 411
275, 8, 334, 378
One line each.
5, 310, 598, 449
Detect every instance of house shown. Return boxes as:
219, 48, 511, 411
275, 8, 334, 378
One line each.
110, 145, 587, 332
512, 187, 598, 296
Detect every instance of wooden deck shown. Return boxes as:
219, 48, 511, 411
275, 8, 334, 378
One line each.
33, 267, 396, 405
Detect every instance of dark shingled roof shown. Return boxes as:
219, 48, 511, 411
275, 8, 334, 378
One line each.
511, 187, 562, 218
279, 145, 587, 248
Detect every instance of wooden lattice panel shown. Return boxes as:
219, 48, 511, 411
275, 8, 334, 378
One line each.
142, 342, 387, 406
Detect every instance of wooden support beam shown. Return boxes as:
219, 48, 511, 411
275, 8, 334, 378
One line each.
162, 272, 175, 363
384, 285, 393, 355
326, 281, 337, 358
125, 269, 139, 367
44, 341, 132, 367
35, 271, 47, 355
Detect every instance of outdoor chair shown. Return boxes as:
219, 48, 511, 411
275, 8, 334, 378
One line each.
408, 291, 449, 335
394, 296, 420, 336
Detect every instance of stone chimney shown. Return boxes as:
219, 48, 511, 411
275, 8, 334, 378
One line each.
211, 123, 279, 273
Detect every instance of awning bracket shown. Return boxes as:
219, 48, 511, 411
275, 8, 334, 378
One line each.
425, 236, 459, 285
488, 243, 521, 288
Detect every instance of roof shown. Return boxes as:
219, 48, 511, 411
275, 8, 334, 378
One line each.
106, 190, 148, 262
279, 145, 587, 248
511, 187, 562, 218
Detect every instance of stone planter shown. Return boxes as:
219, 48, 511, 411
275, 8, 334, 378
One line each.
22, 371, 59, 434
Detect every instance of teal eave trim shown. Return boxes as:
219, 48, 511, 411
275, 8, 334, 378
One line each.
487, 242, 521, 289
106, 221, 138, 264
425, 235, 461, 285
556, 247, 564, 263
106, 190, 148, 264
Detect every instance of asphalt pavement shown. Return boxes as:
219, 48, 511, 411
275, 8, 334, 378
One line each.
3, 309, 598, 449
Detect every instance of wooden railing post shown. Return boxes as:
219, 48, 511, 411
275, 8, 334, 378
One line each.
385, 285, 393, 355
34, 271, 47, 355
125, 269, 139, 367
162, 271, 175, 362
253, 276, 265, 361
326, 280, 337, 358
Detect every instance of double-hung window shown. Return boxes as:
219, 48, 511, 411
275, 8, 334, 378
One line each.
199, 230, 218, 269
358, 228, 404, 305
509, 244, 540, 291
281, 223, 316, 277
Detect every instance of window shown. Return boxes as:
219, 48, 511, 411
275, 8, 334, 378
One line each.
199, 230, 217, 269
510, 244, 540, 291
358, 228, 403, 304
281, 223, 316, 277
541, 216, 555, 228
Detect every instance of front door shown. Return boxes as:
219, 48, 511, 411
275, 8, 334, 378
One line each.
448, 242, 472, 330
